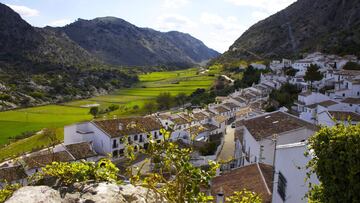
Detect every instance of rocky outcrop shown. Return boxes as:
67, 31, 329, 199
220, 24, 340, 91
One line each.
6, 183, 165, 203
215, 0, 360, 63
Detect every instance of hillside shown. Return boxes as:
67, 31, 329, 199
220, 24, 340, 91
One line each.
215, 0, 360, 63
0, 3, 137, 110
60, 17, 219, 67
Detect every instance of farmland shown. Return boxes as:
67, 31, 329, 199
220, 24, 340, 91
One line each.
0, 68, 215, 160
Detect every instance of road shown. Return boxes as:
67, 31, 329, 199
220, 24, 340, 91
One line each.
221, 75, 234, 83
217, 125, 235, 161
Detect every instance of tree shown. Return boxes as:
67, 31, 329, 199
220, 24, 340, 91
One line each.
343, 61, 360, 70
143, 101, 157, 115
304, 64, 323, 90
107, 104, 119, 112
156, 92, 173, 110
306, 123, 360, 202
175, 92, 188, 108
283, 66, 298, 76
89, 106, 99, 118
226, 189, 262, 203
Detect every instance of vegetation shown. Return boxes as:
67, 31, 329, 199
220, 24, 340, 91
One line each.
156, 92, 173, 110
89, 106, 99, 118
32, 159, 120, 186
306, 123, 360, 202
226, 189, 262, 203
304, 64, 323, 90
270, 83, 301, 108
0, 68, 215, 161
283, 66, 298, 76
0, 183, 21, 203
343, 61, 360, 70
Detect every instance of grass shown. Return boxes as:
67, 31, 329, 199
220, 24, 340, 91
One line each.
0, 68, 215, 161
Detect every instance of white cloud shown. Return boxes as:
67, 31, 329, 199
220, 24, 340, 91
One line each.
6, 4, 39, 17
225, 0, 296, 13
48, 19, 73, 27
154, 14, 196, 31
200, 13, 246, 52
162, 0, 189, 9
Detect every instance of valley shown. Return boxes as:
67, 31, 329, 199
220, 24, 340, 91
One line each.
0, 68, 215, 160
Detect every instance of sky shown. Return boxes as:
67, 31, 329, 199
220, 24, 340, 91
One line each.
1, 0, 297, 53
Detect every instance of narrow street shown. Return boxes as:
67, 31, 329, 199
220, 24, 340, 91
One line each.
217, 124, 235, 161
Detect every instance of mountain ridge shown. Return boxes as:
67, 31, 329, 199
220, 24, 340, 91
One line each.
59, 17, 219, 67
214, 0, 360, 64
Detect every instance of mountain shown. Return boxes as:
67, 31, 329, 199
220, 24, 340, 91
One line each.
0, 3, 137, 110
0, 3, 97, 66
215, 0, 360, 63
60, 17, 219, 67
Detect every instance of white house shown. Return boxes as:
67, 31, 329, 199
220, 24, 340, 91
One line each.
295, 92, 330, 113
327, 78, 360, 99
235, 111, 318, 167
64, 117, 163, 159
272, 142, 319, 203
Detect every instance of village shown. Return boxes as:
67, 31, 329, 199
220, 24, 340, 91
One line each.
1, 52, 360, 202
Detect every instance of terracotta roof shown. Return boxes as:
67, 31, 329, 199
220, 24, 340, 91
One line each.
203, 124, 219, 131
233, 97, 246, 103
178, 113, 193, 122
187, 125, 208, 135
223, 102, 240, 110
337, 70, 360, 76
214, 115, 227, 124
23, 151, 75, 169
214, 106, 230, 113
341, 98, 360, 104
192, 112, 209, 121
211, 163, 273, 203
0, 165, 27, 182
299, 91, 312, 96
329, 111, 360, 122
237, 111, 318, 140
93, 117, 162, 138
65, 142, 97, 160
171, 117, 189, 125
205, 110, 216, 117
306, 100, 338, 109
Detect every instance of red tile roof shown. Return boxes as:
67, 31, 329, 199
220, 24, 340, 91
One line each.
65, 142, 97, 160
306, 100, 338, 109
0, 165, 27, 182
237, 111, 318, 140
211, 163, 273, 203
23, 151, 74, 169
93, 117, 162, 138
329, 111, 360, 122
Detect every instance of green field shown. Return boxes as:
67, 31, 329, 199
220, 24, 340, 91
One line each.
0, 68, 215, 160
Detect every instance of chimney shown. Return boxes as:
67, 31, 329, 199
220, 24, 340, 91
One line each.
216, 187, 224, 203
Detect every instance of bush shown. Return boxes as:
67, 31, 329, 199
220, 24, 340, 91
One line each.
306, 123, 360, 202
0, 183, 21, 202
343, 61, 360, 70
31, 159, 120, 186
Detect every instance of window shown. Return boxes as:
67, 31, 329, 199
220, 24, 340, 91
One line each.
139, 134, 143, 142
119, 149, 124, 156
128, 136, 131, 142
134, 134, 138, 141
112, 150, 118, 158
154, 131, 158, 139
277, 172, 287, 201
343, 93, 345, 97
112, 139, 117, 148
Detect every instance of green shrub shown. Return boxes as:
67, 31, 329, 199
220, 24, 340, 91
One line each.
32, 159, 120, 186
0, 183, 21, 202
306, 123, 360, 202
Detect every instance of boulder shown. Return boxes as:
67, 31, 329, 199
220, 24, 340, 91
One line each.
6, 183, 165, 203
